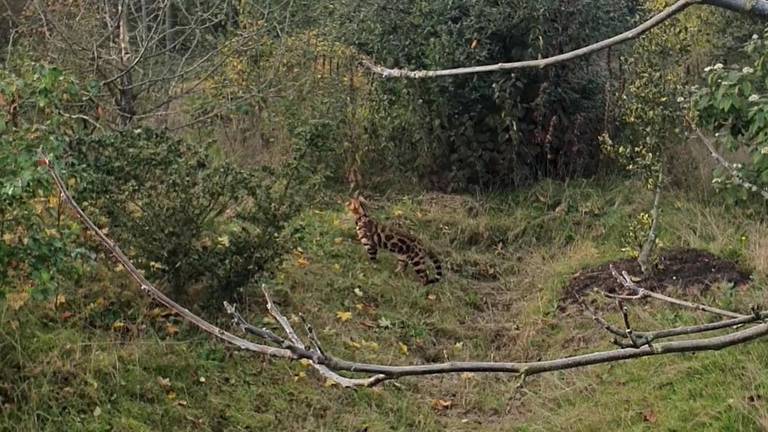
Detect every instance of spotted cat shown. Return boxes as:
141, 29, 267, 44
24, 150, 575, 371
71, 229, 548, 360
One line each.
346, 196, 442, 285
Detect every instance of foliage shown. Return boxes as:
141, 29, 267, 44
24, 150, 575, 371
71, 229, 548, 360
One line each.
694, 28, 768, 205
330, 0, 638, 190
66, 128, 293, 307
0, 61, 97, 299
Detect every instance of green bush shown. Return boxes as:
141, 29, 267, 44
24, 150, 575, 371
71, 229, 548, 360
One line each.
66, 128, 292, 308
331, 0, 638, 190
0, 61, 97, 299
694, 28, 768, 205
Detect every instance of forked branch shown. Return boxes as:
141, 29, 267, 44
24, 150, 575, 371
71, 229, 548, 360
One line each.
41, 156, 768, 388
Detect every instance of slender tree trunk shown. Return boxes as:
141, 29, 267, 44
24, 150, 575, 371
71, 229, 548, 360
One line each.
117, 0, 135, 127
165, 0, 176, 54
638, 169, 663, 277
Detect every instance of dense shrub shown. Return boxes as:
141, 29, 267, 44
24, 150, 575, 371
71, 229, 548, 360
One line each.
694, 28, 768, 205
329, 0, 638, 190
0, 62, 96, 299
66, 128, 293, 307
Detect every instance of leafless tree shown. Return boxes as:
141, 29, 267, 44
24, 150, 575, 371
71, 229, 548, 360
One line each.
23, 0, 260, 127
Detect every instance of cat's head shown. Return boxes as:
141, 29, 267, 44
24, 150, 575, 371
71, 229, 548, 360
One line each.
345, 195, 368, 217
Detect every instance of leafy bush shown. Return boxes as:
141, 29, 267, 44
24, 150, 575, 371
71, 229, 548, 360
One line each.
0, 61, 97, 299
694, 29, 768, 204
330, 0, 638, 190
66, 128, 292, 307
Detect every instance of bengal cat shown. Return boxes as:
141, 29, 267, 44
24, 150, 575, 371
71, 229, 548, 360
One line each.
346, 196, 443, 285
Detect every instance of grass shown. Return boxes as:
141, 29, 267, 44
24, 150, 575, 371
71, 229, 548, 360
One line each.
2, 177, 768, 431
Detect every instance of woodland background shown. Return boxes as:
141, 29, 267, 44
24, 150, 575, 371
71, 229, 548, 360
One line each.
3, 0, 768, 430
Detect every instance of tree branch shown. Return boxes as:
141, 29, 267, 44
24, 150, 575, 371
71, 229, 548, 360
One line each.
41, 156, 768, 388
361, 0, 768, 79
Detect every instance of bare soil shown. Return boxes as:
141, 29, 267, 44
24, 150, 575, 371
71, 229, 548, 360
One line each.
562, 248, 750, 304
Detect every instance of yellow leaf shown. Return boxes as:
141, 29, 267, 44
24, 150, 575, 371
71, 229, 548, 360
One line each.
333, 263, 341, 272
398, 342, 409, 355
47, 195, 59, 208
347, 340, 362, 349
296, 256, 310, 268
354, 303, 364, 311
298, 359, 313, 368
361, 340, 379, 351
93, 406, 102, 417
353, 288, 363, 297
460, 372, 475, 380
427, 294, 437, 301
432, 399, 453, 411
333, 237, 344, 245
294, 371, 306, 381
393, 210, 404, 217
165, 323, 180, 336
217, 235, 230, 247
111, 320, 126, 332
54, 293, 66, 307
324, 379, 338, 387
167, 391, 176, 400
1, 233, 14, 245
454, 342, 464, 350
336, 311, 352, 322
7, 291, 30, 311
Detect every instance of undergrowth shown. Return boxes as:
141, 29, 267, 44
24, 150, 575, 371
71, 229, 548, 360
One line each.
2, 178, 768, 431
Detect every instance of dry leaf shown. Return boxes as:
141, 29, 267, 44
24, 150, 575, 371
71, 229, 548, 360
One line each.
296, 256, 310, 268
157, 377, 172, 390
431, 399, 453, 411
642, 409, 657, 423
111, 320, 126, 332
93, 406, 102, 417
294, 371, 307, 381
7, 291, 30, 311
470, 39, 479, 49
427, 294, 437, 301
398, 342, 409, 355
54, 293, 66, 307
353, 288, 363, 297
334, 237, 344, 245
165, 323, 180, 336
336, 311, 352, 322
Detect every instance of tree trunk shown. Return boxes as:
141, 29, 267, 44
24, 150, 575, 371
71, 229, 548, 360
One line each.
117, 0, 135, 127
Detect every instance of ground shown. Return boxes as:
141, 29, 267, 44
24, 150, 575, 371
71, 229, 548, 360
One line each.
3, 178, 768, 431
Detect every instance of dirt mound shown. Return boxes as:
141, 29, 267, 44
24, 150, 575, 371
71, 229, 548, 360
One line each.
563, 248, 750, 304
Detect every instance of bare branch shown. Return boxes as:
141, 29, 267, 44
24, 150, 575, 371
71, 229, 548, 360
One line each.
361, 0, 768, 79
41, 157, 768, 388
361, 0, 700, 78
39, 156, 293, 359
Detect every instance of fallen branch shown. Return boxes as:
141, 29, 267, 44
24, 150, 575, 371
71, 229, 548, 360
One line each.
608, 266, 746, 319
41, 156, 768, 388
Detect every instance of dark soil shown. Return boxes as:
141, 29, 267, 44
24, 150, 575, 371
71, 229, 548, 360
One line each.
562, 248, 750, 304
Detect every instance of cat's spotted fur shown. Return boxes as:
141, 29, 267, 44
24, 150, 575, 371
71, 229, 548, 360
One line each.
346, 197, 442, 285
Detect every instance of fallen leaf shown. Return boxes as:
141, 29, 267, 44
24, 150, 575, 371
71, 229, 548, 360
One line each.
427, 294, 437, 301
198, 376, 206, 383
336, 311, 352, 322
470, 39, 479, 49
111, 320, 127, 332
176, 400, 188, 407
361, 340, 379, 351
7, 291, 30, 311
60, 311, 75, 321
296, 256, 310, 268
294, 371, 307, 381
334, 237, 344, 245
324, 379, 338, 387
642, 409, 657, 423
165, 323, 180, 336
217, 235, 230, 247
353, 288, 363, 297
298, 359, 313, 368
157, 377, 172, 390
431, 399, 452, 411
93, 406, 102, 417
54, 293, 66, 307
398, 342, 409, 355
377, 317, 392, 328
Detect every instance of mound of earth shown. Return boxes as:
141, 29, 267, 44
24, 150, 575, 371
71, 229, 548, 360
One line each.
563, 248, 750, 304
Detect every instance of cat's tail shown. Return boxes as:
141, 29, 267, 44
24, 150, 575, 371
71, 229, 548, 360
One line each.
425, 250, 443, 285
